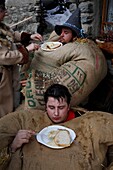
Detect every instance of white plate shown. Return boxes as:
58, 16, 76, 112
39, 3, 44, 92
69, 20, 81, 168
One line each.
36, 125, 76, 149
41, 42, 62, 51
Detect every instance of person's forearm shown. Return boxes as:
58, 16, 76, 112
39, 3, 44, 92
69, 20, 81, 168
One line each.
9, 142, 18, 153
0, 48, 28, 65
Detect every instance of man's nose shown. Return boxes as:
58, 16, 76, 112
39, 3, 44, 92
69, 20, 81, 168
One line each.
54, 108, 59, 116
60, 32, 64, 37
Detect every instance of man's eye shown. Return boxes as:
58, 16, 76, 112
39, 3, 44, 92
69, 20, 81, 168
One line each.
59, 107, 64, 110
64, 32, 68, 34
49, 107, 54, 109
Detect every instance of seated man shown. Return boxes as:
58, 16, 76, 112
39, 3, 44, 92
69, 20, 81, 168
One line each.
8, 84, 76, 153
0, 84, 113, 170
24, 8, 107, 110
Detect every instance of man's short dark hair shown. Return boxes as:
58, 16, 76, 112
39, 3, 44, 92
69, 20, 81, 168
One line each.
44, 84, 71, 105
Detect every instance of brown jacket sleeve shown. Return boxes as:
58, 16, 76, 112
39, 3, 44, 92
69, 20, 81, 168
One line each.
21, 32, 31, 46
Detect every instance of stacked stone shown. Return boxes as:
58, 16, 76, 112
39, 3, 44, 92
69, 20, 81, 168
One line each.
5, 0, 102, 38
5, 3, 38, 33
79, 0, 94, 37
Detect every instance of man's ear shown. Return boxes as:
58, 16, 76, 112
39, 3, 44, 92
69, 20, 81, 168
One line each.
68, 104, 70, 110
73, 37, 77, 42
45, 105, 47, 111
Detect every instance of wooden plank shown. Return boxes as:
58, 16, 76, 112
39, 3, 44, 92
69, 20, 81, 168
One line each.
10, 16, 33, 28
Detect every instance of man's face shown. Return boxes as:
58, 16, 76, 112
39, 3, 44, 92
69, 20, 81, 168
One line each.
59, 28, 73, 43
46, 97, 70, 123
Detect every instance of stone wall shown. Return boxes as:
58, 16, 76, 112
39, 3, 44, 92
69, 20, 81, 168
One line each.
5, 3, 38, 33
5, 0, 103, 38
6, 0, 36, 6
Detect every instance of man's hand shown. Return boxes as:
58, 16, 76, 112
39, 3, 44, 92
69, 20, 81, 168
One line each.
10, 130, 35, 152
20, 79, 27, 87
30, 33, 43, 42
26, 43, 40, 51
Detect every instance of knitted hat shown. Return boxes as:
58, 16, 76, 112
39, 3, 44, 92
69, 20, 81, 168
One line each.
55, 8, 84, 38
0, 0, 6, 10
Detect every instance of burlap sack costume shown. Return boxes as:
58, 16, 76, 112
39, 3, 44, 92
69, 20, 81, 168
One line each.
0, 109, 113, 169
25, 30, 107, 110
24, 8, 107, 110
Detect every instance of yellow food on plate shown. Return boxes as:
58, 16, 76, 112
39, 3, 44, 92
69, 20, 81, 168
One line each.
48, 129, 71, 148
46, 42, 62, 50
54, 129, 71, 147
48, 130, 59, 139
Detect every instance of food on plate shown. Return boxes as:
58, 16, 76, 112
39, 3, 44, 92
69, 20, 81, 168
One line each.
36, 125, 76, 149
54, 129, 71, 147
48, 129, 71, 147
48, 130, 59, 139
47, 140, 58, 147
46, 42, 62, 50
41, 42, 62, 51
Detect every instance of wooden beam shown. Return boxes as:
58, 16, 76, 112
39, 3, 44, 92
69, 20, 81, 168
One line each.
10, 16, 33, 28
101, 0, 107, 33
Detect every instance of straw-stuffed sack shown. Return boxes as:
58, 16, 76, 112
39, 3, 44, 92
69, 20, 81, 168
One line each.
1, 109, 113, 169
24, 33, 107, 110
0, 147, 11, 169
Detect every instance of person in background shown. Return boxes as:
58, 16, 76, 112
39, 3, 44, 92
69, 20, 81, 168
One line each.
0, 0, 43, 117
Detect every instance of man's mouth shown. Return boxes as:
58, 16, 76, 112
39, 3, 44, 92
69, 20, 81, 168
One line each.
53, 117, 60, 121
